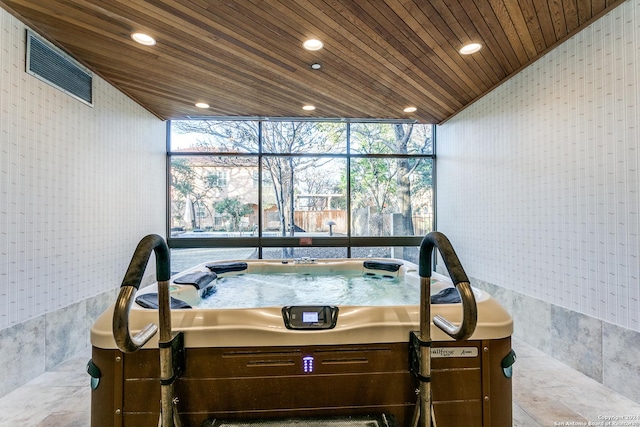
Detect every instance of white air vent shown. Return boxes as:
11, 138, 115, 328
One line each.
26, 30, 93, 106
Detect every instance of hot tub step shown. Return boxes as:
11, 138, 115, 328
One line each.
201, 414, 396, 427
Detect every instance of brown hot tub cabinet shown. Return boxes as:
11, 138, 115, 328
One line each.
90, 337, 512, 426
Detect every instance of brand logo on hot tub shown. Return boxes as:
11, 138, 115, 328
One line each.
303, 356, 314, 373
431, 347, 478, 358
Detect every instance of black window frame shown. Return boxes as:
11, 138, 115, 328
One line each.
166, 118, 436, 258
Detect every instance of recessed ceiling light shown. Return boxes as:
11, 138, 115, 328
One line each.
131, 32, 156, 46
403, 106, 417, 113
195, 102, 210, 109
302, 105, 316, 111
303, 39, 324, 51
311, 63, 322, 70
459, 42, 482, 55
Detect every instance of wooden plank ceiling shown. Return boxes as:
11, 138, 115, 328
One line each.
0, 0, 625, 123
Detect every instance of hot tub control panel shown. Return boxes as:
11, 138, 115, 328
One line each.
282, 306, 339, 330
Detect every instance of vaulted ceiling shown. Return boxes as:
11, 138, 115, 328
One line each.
0, 0, 625, 123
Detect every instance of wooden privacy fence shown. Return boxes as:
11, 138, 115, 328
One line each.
291, 210, 432, 236
294, 210, 348, 234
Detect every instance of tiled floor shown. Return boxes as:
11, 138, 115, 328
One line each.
512, 339, 640, 426
1, 338, 639, 426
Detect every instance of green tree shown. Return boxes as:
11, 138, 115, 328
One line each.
170, 157, 195, 227
214, 197, 254, 232
349, 123, 432, 236
170, 157, 226, 230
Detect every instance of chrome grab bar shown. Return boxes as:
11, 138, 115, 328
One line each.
113, 234, 171, 353
419, 231, 477, 340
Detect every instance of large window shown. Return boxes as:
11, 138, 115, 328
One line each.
168, 119, 434, 268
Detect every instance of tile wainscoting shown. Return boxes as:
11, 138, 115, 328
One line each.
0, 288, 116, 398
471, 277, 640, 404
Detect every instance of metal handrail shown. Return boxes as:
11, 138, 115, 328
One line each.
113, 287, 158, 352
112, 234, 171, 352
419, 231, 477, 340
414, 231, 478, 427
112, 234, 181, 426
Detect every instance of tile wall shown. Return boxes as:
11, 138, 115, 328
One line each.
436, 0, 640, 402
0, 8, 166, 396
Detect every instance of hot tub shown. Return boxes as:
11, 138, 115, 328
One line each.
90, 257, 514, 427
